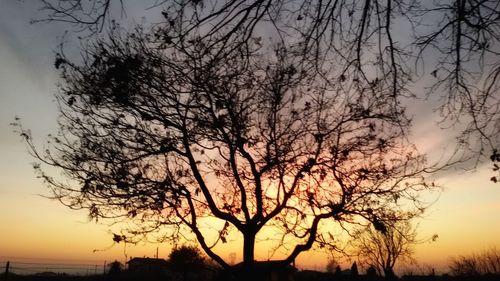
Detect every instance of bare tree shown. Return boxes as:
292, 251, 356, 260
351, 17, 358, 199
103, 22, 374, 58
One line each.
326, 257, 339, 273
449, 247, 500, 276
35, 0, 500, 168
352, 220, 425, 279
14, 12, 434, 279
415, 0, 500, 158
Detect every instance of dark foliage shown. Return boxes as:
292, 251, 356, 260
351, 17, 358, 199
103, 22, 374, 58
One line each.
107, 260, 122, 276
168, 245, 206, 273
15, 20, 433, 269
351, 262, 359, 276
15, 0, 465, 274
35, 0, 500, 164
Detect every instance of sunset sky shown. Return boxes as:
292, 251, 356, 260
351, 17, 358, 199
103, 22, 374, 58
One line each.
1, 1, 499, 274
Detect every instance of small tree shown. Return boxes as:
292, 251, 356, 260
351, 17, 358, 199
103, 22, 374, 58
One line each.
449, 255, 481, 277
351, 262, 359, 276
169, 246, 206, 281
352, 220, 420, 279
326, 257, 339, 273
450, 248, 500, 276
366, 265, 378, 278
107, 260, 122, 279
335, 265, 342, 276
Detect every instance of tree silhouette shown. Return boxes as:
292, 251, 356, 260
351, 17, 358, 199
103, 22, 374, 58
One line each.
15, 22, 433, 278
351, 261, 359, 276
168, 245, 206, 281
326, 257, 339, 274
107, 260, 122, 277
35, 0, 500, 163
15, 2, 452, 280
366, 265, 378, 279
352, 220, 419, 279
449, 247, 500, 276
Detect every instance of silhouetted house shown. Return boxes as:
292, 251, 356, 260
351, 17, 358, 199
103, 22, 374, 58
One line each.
127, 257, 170, 276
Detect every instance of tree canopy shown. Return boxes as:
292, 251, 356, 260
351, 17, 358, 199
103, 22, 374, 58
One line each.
17, 18, 432, 272
36, 0, 500, 160
17, 0, 498, 276
168, 245, 206, 276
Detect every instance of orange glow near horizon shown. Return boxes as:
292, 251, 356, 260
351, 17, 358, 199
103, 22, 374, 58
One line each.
1, 1, 500, 275
1, 165, 499, 274
1, 107, 499, 275
1, 133, 499, 270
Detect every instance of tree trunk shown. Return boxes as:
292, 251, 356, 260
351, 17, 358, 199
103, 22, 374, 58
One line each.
243, 233, 255, 265
240, 232, 256, 281
384, 268, 396, 280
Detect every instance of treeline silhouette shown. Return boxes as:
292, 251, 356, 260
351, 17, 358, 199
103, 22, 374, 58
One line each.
449, 248, 500, 276
2, 247, 500, 281
0, 258, 500, 281
2, 266, 500, 281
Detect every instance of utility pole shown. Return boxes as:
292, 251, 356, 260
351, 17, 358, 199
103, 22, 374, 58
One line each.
156, 247, 159, 259
4, 261, 9, 276
103, 260, 107, 275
